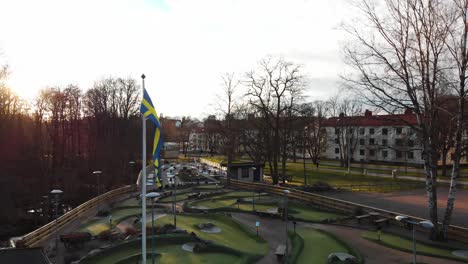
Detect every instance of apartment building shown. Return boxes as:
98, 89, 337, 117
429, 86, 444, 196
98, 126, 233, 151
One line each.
323, 109, 424, 166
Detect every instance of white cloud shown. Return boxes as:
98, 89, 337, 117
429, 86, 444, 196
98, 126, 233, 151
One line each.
0, 0, 351, 118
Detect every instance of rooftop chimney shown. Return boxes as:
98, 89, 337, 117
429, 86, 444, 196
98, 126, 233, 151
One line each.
364, 109, 372, 117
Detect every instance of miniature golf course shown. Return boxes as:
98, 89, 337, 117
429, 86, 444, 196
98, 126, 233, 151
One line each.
290, 227, 362, 264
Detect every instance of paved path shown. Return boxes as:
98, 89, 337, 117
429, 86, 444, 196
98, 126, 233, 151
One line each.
231, 213, 465, 264
322, 188, 468, 228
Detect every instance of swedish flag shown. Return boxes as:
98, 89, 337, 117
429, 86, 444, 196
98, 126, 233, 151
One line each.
140, 88, 163, 188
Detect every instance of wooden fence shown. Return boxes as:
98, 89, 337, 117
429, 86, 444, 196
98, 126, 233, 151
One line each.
228, 179, 468, 244
18, 185, 133, 248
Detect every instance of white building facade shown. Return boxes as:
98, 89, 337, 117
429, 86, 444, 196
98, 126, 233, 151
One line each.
323, 110, 424, 166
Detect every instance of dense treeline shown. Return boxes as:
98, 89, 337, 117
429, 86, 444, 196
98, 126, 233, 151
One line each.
0, 70, 147, 236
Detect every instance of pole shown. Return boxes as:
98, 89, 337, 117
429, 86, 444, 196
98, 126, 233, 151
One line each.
173, 177, 177, 227
55, 196, 59, 256
347, 131, 351, 174
284, 194, 288, 264
141, 74, 147, 264
252, 191, 255, 211
412, 224, 416, 264
303, 128, 306, 186
151, 198, 155, 264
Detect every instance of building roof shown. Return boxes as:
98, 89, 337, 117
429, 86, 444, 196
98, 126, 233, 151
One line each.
323, 110, 418, 127
0, 248, 50, 264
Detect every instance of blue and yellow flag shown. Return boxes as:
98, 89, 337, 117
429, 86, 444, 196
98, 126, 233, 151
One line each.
140, 88, 163, 188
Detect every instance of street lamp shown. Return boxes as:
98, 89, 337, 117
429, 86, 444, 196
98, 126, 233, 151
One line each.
50, 189, 63, 256
129, 161, 135, 186
93, 171, 102, 212
395, 215, 434, 264
167, 174, 177, 228
252, 167, 257, 211
146, 192, 161, 264
283, 189, 290, 263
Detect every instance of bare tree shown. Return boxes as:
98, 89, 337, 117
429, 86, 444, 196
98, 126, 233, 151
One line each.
246, 57, 304, 184
218, 72, 240, 185
342, 0, 454, 239
441, 0, 468, 239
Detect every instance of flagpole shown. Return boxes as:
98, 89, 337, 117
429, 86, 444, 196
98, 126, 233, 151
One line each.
141, 74, 147, 264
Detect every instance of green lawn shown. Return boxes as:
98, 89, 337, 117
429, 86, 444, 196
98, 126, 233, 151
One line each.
269, 162, 425, 192
362, 231, 468, 262
148, 214, 268, 255
292, 227, 357, 264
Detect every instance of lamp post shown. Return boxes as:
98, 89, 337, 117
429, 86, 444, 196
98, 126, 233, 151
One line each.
167, 173, 177, 228
129, 161, 135, 186
146, 192, 161, 264
93, 171, 102, 211
50, 189, 63, 257
283, 189, 290, 263
252, 167, 257, 211
395, 215, 434, 264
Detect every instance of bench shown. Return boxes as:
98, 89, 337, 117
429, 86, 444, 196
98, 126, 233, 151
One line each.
275, 244, 286, 261
355, 214, 371, 224
374, 218, 389, 226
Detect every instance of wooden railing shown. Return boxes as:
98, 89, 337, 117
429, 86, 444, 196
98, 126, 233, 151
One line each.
19, 185, 134, 248
227, 179, 468, 244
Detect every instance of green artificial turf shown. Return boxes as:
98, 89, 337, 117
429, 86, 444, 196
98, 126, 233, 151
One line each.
189, 196, 344, 222
83, 242, 241, 264
293, 227, 355, 264
147, 214, 268, 255
362, 231, 468, 262
78, 208, 142, 235
158, 192, 193, 203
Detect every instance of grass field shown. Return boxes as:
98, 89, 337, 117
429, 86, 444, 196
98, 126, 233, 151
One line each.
291, 227, 356, 264
148, 214, 268, 255
362, 231, 468, 262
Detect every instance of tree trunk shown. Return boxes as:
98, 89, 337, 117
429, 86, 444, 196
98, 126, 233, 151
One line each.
423, 142, 440, 240
442, 89, 465, 240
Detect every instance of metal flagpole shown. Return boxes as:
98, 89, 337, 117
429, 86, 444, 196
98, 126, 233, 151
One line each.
141, 74, 147, 264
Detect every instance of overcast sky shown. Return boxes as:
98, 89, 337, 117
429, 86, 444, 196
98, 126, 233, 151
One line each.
0, 0, 351, 118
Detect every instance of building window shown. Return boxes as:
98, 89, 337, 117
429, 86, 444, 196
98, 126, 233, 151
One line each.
360, 149, 365, 156
359, 128, 365, 135
335, 138, 339, 144
396, 150, 403, 158
396, 127, 403, 135
335, 148, 339, 154
408, 140, 414, 147
369, 128, 375, 135
369, 149, 375, 156
369, 138, 375, 145
395, 139, 403, 146
382, 128, 388, 135
407, 151, 414, 159
382, 150, 388, 158
335, 128, 340, 135
382, 139, 387, 146
360, 139, 365, 145
242, 168, 249, 178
